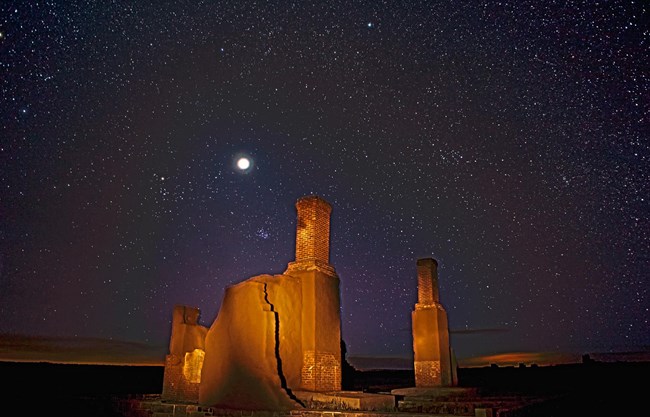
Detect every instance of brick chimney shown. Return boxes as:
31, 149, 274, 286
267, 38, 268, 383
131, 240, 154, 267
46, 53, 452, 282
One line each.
416, 257, 439, 307
294, 195, 332, 264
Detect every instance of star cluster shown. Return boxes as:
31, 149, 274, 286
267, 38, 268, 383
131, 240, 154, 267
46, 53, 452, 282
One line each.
1, 1, 648, 362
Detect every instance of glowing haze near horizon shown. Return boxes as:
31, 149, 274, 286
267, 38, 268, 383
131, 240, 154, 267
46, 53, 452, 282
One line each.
1, 1, 648, 365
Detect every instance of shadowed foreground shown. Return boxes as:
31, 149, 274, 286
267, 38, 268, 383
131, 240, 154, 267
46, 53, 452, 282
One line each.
0, 361, 163, 417
0, 360, 646, 416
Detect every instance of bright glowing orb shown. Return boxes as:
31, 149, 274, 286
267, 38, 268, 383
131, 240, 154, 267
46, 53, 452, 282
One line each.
237, 157, 251, 170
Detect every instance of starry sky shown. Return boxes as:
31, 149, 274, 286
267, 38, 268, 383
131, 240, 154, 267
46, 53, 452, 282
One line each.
1, 1, 648, 366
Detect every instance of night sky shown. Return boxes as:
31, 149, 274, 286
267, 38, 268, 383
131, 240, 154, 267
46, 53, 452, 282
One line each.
1, 1, 648, 366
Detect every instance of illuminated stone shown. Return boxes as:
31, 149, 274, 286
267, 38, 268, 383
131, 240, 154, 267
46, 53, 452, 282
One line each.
292, 195, 332, 264
195, 195, 342, 410
411, 258, 456, 387
287, 196, 341, 392
183, 349, 205, 383
162, 305, 209, 403
199, 274, 304, 410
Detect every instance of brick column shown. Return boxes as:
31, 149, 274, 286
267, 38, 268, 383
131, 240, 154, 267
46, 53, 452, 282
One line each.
285, 195, 341, 392
412, 257, 454, 387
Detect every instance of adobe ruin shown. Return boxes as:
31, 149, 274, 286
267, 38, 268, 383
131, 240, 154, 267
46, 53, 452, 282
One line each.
162, 195, 342, 409
161, 195, 457, 410
161, 305, 209, 403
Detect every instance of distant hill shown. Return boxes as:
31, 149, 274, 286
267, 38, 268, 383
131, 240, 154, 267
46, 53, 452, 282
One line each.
0, 333, 166, 365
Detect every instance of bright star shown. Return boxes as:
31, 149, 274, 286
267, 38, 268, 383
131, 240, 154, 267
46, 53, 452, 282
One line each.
236, 157, 251, 171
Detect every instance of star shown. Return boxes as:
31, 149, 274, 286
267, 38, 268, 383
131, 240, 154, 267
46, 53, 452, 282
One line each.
237, 157, 250, 170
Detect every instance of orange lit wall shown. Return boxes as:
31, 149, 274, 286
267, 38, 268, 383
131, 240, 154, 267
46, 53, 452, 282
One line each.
162, 305, 208, 403
197, 195, 342, 409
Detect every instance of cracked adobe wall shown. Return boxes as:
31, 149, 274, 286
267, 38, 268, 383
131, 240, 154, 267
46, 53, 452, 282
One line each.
199, 274, 303, 410
196, 195, 342, 409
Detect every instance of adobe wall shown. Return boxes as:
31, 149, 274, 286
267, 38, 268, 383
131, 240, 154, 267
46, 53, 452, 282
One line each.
199, 274, 304, 410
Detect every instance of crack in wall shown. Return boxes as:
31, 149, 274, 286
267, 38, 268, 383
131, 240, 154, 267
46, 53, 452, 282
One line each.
262, 282, 305, 408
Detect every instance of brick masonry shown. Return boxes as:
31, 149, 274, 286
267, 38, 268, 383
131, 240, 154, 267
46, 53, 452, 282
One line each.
416, 258, 438, 306
292, 196, 342, 392
412, 258, 454, 387
414, 360, 442, 387
301, 350, 342, 392
294, 196, 331, 264
162, 354, 200, 404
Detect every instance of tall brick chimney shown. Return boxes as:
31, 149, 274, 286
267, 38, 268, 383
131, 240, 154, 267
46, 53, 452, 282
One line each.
412, 257, 456, 387
417, 258, 439, 307
286, 195, 341, 391
287, 195, 335, 276
294, 195, 332, 264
